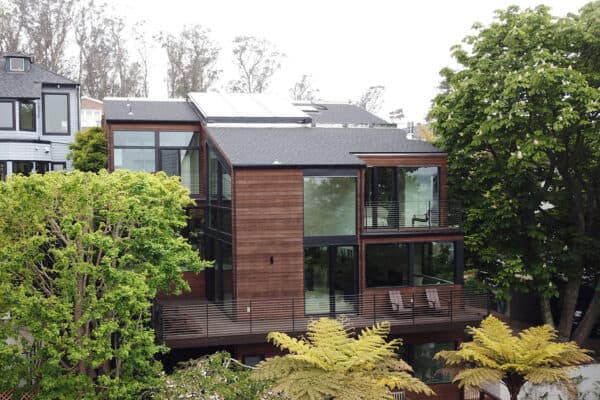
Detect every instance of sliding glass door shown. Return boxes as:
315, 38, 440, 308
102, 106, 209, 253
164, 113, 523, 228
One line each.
304, 246, 357, 315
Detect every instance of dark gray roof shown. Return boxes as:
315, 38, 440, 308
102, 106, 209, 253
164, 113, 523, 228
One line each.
294, 102, 391, 126
0, 55, 78, 98
103, 98, 201, 122
207, 126, 443, 167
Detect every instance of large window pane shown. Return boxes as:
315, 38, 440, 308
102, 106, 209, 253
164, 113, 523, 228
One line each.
208, 148, 218, 201
160, 149, 179, 176
43, 94, 69, 134
413, 342, 454, 384
333, 246, 356, 313
180, 149, 200, 194
414, 241, 455, 285
19, 101, 35, 131
113, 131, 155, 146
304, 176, 356, 236
398, 167, 439, 227
13, 161, 33, 176
114, 148, 155, 172
159, 131, 199, 147
0, 102, 14, 129
222, 171, 231, 200
0, 162, 5, 180
304, 247, 330, 314
366, 243, 409, 287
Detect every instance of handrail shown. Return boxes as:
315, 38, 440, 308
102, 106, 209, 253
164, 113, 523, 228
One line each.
364, 200, 462, 230
156, 288, 490, 343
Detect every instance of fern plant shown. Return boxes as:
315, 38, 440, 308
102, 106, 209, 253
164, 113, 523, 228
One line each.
434, 315, 593, 400
253, 317, 434, 400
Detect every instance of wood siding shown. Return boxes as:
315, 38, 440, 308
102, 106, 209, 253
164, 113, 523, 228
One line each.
156, 271, 206, 301
233, 169, 304, 301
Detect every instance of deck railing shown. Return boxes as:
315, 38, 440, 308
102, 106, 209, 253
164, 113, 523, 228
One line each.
154, 287, 490, 345
363, 200, 462, 231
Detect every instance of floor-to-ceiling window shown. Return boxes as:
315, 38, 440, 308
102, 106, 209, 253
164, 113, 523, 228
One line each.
206, 144, 233, 310
365, 166, 440, 229
303, 170, 358, 315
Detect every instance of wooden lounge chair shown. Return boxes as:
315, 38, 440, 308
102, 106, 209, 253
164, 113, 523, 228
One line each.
425, 288, 450, 313
388, 290, 412, 314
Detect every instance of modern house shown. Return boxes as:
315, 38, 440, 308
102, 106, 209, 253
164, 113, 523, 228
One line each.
103, 93, 489, 400
80, 96, 103, 129
0, 53, 80, 179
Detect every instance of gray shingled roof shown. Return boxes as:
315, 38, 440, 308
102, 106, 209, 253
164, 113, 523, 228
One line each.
207, 126, 443, 167
103, 98, 201, 122
0, 55, 78, 98
294, 102, 391, 125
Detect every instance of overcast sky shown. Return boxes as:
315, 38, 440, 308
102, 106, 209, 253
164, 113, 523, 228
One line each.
104, 0, 591, 125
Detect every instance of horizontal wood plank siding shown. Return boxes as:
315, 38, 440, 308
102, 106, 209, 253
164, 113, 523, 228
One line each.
234, 169, 304, 302
157, 271, 206, 300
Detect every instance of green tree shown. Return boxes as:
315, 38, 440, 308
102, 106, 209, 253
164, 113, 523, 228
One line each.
429, 4, 600, 343
67, 127, 108, 172
435, 315, 593, 400
0, 170, 208, 399
253, 318, 434, 400
154, 352, 281, 400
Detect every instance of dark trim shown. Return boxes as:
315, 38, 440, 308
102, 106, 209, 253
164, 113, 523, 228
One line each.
352, 152, 447, 156
76, 85, 81, 133
0, 100, 16, 130
361, 228, 464, 238
105, 119, 201, 124
233, 163, 365, 169
0, 138, 52, 144
40, 83, 79, 89
304, 236, 357, 247
18, 100, 36, 132
303, 168, 358, 177
204, 116, 312, 124
455, 240, 465, 284
42, 92, 71, 135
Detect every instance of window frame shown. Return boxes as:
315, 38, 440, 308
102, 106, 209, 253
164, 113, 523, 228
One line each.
0, 100, 16, 131
42, 93, 70, 136
206, 143, 232, 236
8, 57, 25, 72
19, 100, 36, 132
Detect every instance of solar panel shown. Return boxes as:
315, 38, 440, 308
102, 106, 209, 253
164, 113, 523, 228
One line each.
188, 93, 311, 124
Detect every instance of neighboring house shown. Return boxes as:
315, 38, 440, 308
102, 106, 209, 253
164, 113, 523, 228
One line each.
80, 96, 103, 129
103, 93, 488, 400
0, 53, 80, 180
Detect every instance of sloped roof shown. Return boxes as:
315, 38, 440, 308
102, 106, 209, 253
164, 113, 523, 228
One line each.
0, 55, 78, 98
207, 126, 443, 167
294, 102, 391, 126
103, 98, 201, 122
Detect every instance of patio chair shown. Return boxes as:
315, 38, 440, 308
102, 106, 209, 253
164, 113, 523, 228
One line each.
425, 288, 450, 313
388, 290, 412, 314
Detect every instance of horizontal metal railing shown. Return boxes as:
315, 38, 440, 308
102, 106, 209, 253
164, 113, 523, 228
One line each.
363, 200, 462, 231
155, 287, 490, 344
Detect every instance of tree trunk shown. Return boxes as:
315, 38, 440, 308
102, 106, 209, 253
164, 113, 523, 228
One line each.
540, 296, 555, 327
572, 280, 600, 345
558, 275, 581, 341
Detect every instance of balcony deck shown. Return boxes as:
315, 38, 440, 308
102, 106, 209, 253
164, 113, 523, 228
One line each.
154, 287, 489, 348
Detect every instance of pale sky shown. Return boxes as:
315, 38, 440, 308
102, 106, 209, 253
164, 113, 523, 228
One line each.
104, 0, 591, 125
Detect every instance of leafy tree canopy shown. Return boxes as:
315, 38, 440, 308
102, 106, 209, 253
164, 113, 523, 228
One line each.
435, 315, 593, 400
67, 127, 108, 172
430, 3, 600, 342
0, 170, 208, 399
253, 318, 434, 400
154, 352, 282, 400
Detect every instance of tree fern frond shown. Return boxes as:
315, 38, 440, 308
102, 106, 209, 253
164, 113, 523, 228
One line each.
453, 367, 504, 388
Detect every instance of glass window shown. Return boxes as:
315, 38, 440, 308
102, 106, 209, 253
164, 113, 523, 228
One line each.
304, 246, 330, 314
9, 57, 25, 71
222, 171, 231, 200
0, 162, 6, 181
414, 241, 455, 285
398, 167, 439, 227
52, 163, 66, 171
304, 176, 356, 236
180, 149, 200, 194
35, 162, 50, 174
113, 131, 155, 146
208, 148, 218, 201
114, 148, 155, 172
19, 101, 35, 131
413, 342, 454, 384
13, 161, 33, 176
43, 94, 69, 134
366, 243, 409, 287
159, 131, 199, 147
0, 101, 14, 129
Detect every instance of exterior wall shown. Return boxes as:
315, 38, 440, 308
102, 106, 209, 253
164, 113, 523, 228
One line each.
233, 168, 304, 301
0, 85, 79, 174
157, 271, 206, 301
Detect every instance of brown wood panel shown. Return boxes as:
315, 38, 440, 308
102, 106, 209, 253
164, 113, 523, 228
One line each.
234, 169, 305, 302
157, 271, 206, 300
